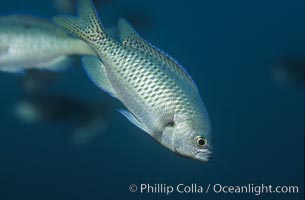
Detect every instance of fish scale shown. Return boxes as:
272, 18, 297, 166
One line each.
106, 37, 201, 123
111, 42, 203, 130
54, 0, 213, 162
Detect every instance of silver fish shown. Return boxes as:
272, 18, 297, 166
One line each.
54, 0, 213, 162
0, 15, 95, 73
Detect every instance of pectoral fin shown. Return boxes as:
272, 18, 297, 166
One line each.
82, 56, 117, 98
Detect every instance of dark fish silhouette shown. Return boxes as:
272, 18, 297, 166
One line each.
13, 93, 111, 146
272, 56, 305, 87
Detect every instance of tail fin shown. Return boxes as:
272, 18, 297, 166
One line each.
53, 0, 107, 45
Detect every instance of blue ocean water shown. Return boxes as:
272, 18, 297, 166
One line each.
0, 0, 304, 200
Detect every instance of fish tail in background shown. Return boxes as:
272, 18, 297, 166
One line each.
53, 0, 107, 46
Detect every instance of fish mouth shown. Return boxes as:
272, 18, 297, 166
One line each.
195, 150, 213, 163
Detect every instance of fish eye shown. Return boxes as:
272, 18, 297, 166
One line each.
195, 136, 207, 148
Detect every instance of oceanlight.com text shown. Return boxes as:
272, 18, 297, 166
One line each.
128, 183, 300, 196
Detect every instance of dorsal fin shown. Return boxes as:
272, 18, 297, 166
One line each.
117, 18, 198, 91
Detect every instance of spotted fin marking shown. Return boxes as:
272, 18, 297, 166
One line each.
82, 56, 117, 98
118, 109, 149, 133
117, 18, 198, 91
53, 0, 106, 45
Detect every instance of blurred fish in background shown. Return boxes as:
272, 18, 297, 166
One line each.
13, 93, 111, 146
0, 9, 112, 147
272, 56, 305, 88
0, 14, 96, 74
